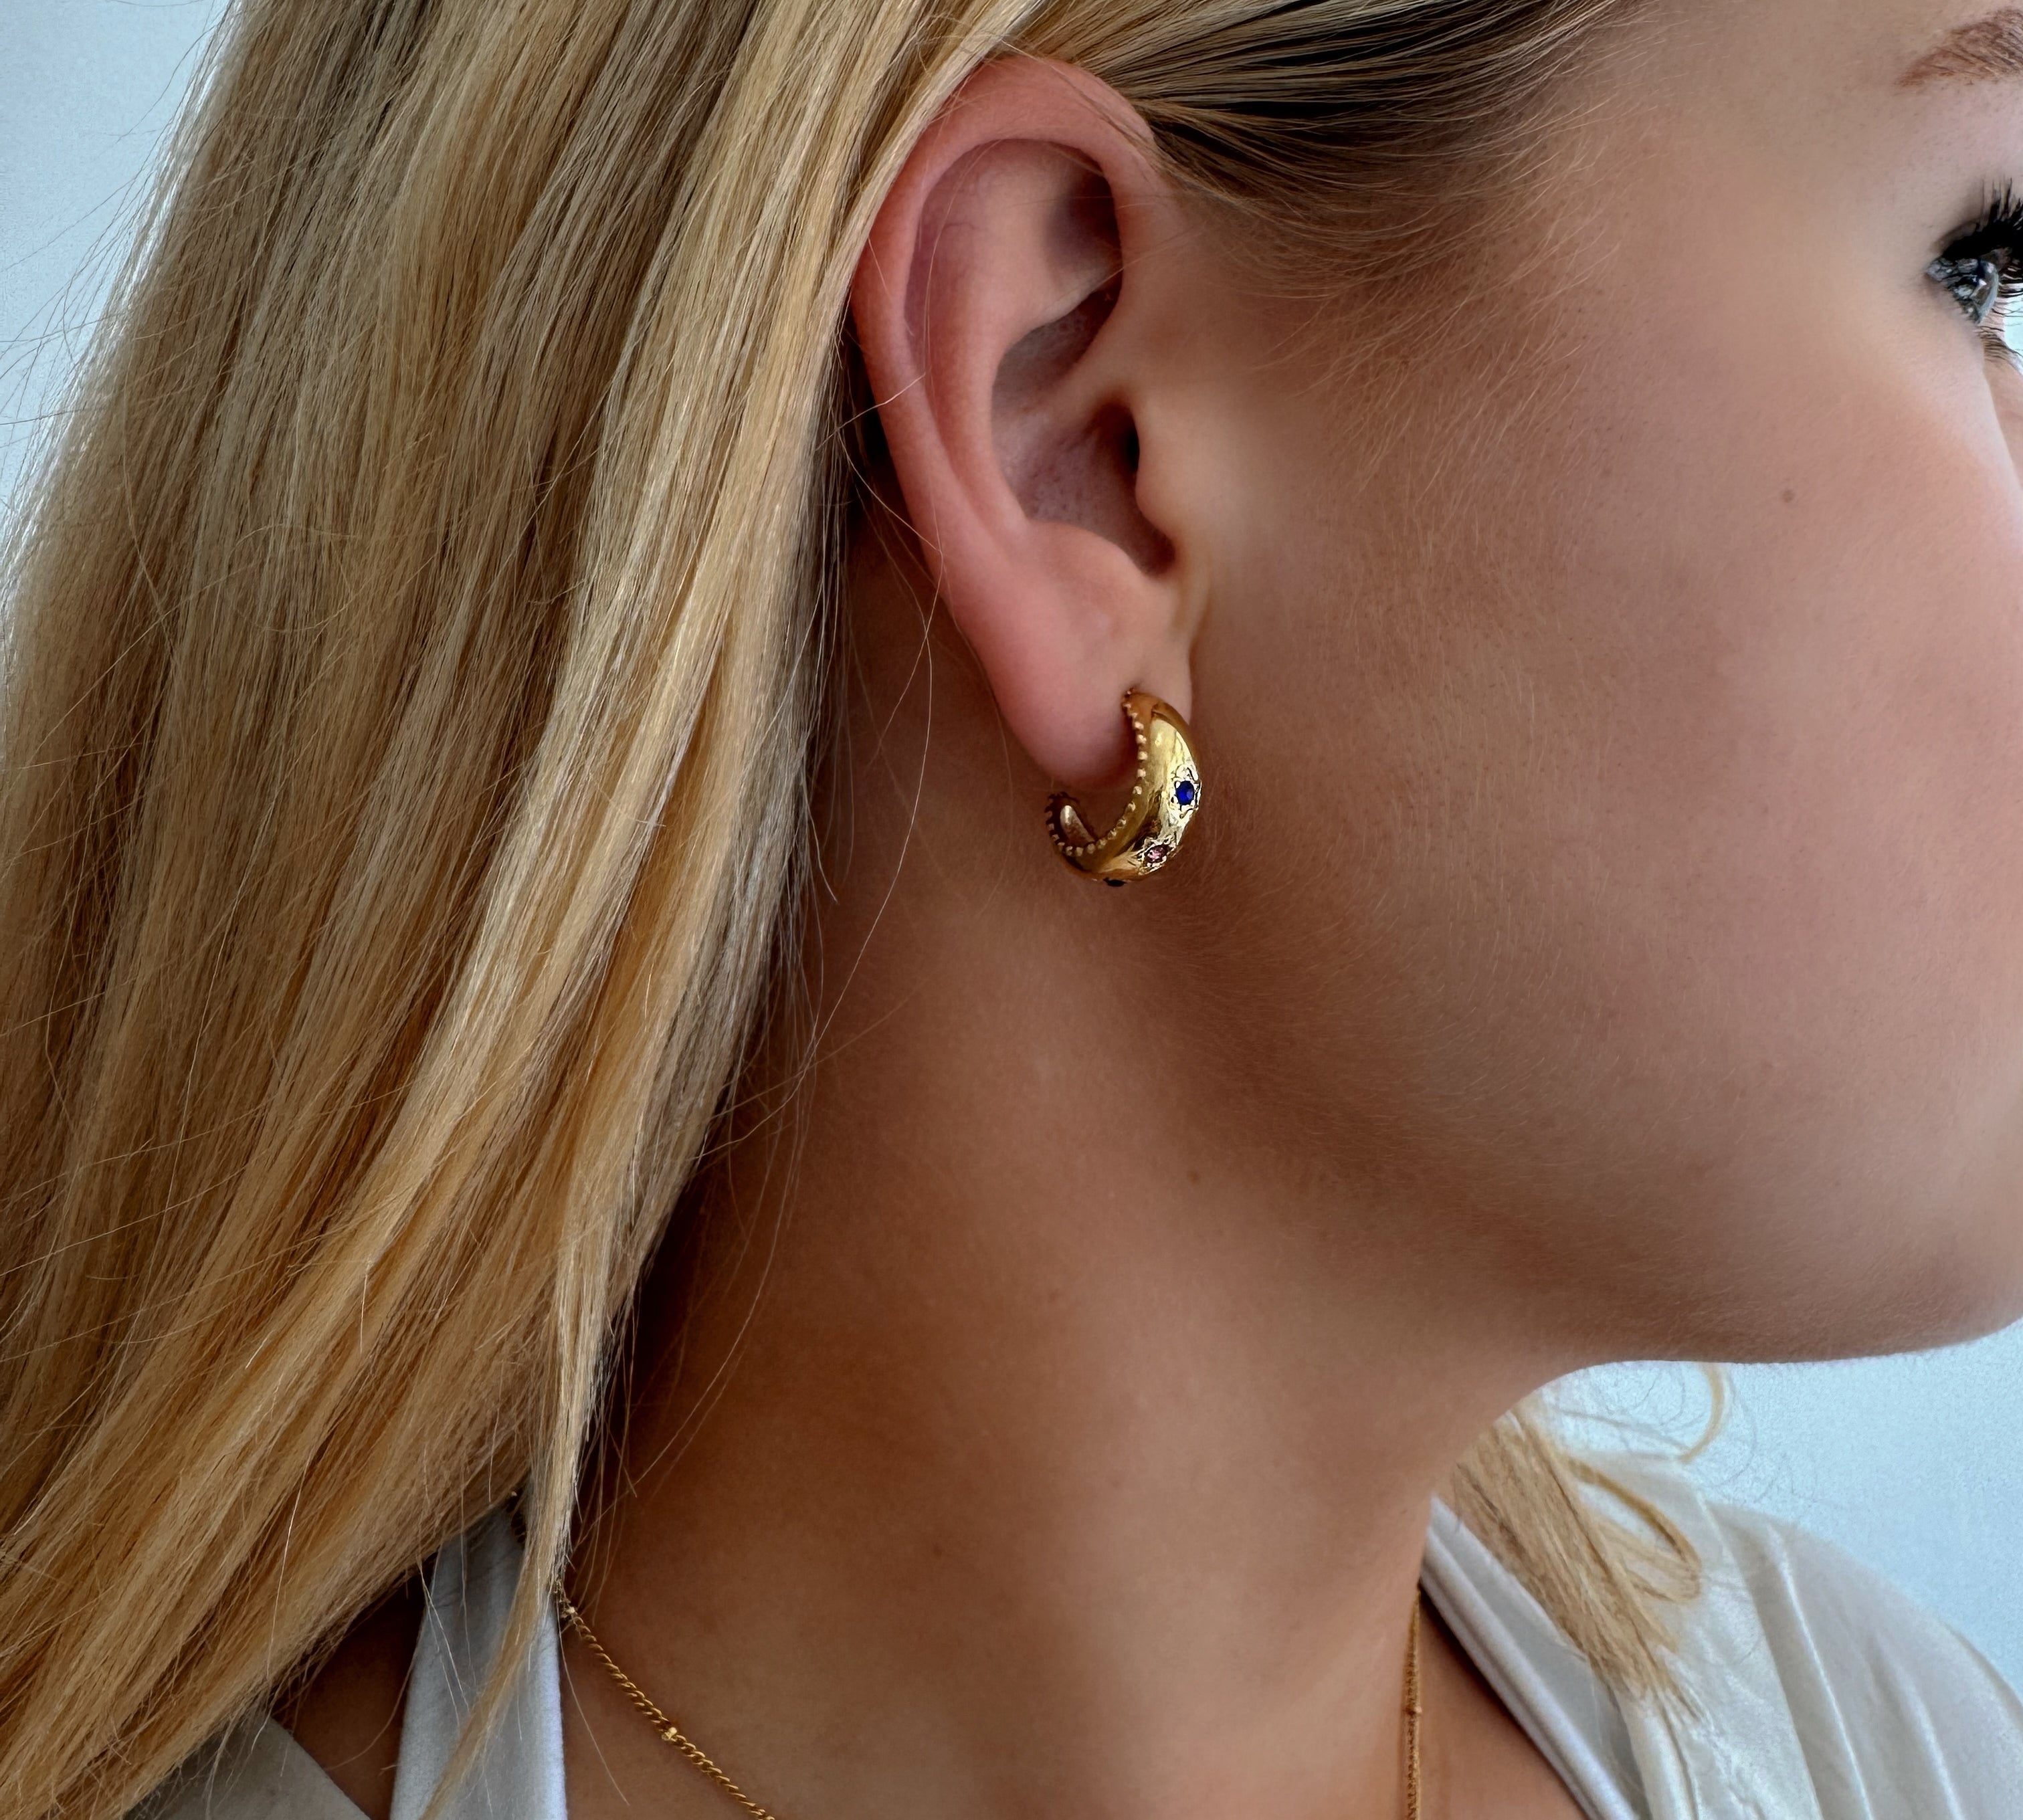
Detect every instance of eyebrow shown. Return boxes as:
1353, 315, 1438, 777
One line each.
1901, 7, 2023, 86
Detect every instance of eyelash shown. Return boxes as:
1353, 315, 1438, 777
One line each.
1930, 181, 2023, 365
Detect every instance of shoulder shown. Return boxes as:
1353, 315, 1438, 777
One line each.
138, 1572, 420, 1819
131, 1714, 365, 1820
1703, 1494, 2023, 1807
143, 1505, 562, 1820
1594, 1447, 2023, 1815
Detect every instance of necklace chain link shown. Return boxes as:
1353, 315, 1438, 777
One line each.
555, 1579, 1426, 1819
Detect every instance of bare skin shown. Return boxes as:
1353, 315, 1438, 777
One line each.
294, 1, 2023, 1815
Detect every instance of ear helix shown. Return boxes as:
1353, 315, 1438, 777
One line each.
1045, 690, 1201, 886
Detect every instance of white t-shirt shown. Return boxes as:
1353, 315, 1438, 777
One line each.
139, 1449, 2023, 1819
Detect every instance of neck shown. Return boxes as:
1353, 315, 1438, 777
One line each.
563, 558, 1566, 1820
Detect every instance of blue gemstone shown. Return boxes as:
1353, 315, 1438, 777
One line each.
1174, 778, 1196, 807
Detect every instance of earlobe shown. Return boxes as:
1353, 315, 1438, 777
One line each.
850, 58, 1199, 787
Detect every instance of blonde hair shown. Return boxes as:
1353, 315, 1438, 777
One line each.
0, 1, 1693, 1813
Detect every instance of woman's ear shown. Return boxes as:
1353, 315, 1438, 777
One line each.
850, 58, 1202, 788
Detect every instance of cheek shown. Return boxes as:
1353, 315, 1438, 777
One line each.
1439, 315, 2023, 1349
1206, 220, 2023, 1356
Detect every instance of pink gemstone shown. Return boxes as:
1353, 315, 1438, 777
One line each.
1142, 843, 1170, 867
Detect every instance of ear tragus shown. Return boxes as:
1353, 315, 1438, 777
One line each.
997, 389, 1173, 576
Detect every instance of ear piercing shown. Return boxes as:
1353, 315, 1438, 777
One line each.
1046, 690, 1201, 886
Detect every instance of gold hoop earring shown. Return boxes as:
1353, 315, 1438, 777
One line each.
1046, 690, 1202, 886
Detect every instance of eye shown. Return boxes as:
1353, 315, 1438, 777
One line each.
1930, 181, 2023, 364
1931, 249, 2012, 326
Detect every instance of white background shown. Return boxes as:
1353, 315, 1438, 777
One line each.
7, 0, 2021, 1692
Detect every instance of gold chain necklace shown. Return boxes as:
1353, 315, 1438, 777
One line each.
555, 1579, 1426, 1819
